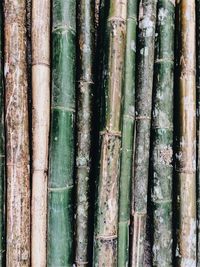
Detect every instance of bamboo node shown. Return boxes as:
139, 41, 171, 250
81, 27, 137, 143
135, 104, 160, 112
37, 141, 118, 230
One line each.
100, 130, 121, 137
95, 234, 117, 241
135, 116, 151, 120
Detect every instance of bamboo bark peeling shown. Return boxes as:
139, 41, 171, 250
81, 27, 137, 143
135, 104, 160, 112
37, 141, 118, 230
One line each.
47, 1, 76, 266
0, 2, 5, 265
131, 1, 157, 266
176, 1, 196, 266
4, 0, 31, 266
151, 0, 175, 266
93, 0, 127, 266
75, 1, 94, 266
31, 1, 50, 266
117, 0, 137, 266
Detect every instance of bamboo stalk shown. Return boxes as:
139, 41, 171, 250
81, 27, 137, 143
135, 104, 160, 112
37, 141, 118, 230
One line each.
4, 0, 30, 266
47, 0, 76, 266
0, 2, 5, 266
151, 0, 175, 266
75, 1, 94, 266
31, 1, 50, 266
117, 0, 137, 266
197, 0, 200, 264
131, 1, 157, 266
176, 1, 196, 266
93, 1, 127, 266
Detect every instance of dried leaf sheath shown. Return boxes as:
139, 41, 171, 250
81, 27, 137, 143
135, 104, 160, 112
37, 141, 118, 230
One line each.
4, 0, 30, 266
93, 1, 127, 266
31, 1, 50, 266
75, 0, 94, 266
131, 1, 157, 266
176, 1, 196, 266
47, 0, 76, 266
0, 2, 5, 265
117, 0, 137, 266
151, 0, 175, 266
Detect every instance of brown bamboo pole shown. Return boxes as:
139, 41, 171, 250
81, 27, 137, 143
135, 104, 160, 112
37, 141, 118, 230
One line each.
176, 0, 196, 266
4, 0, 31, 266
31, 1, 50, 266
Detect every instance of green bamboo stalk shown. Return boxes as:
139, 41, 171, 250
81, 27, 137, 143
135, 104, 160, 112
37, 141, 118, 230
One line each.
93, 1, 127, 266
197, 0, 200, 264
131, 1, 157, 266
4, 0, 31, 266
117, 0, 137, 266
176, 0, 196, 266
151, 0, 175, 266
0, 2, 5, 265
75, 1, 94, 266
47, 1, 76, 266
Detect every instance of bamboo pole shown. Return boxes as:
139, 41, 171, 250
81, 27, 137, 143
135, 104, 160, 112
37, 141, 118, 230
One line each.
117, 0, 137, 266
4, 0, 30, 266
151, 0, 175, 266
131, 1, 157, 266
75, 1, 94, 266
47, 0, 76, 266
197, 0, 200, 264
0, 2, 5, 266
31, 1, 50, 266
93, 1, 127, 266
176, 0, 196, 266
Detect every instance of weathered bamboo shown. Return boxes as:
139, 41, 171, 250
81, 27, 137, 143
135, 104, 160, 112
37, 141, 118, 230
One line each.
0, 2, 5, 266
75, 1, 94, 266
176, 1, 196, 266
47, 0, 76, 266
151, 0, 175, 266
131, 1, 157, 266
197, 0, 200, 264
4, 0, 30, 266
93, 1, 127, 266
117, 0, 137, 266
31, 1, 50, 266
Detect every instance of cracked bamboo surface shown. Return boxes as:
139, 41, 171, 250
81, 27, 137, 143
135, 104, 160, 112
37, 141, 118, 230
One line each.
31, 1, 50, 266
93, 0, 127, 266
4, 0, 30, 266
176, 1, 196, 266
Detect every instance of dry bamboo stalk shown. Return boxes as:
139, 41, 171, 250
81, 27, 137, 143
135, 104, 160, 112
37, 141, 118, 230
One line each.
4, 0, 30, 266
31, 1, 50, 266
176, 0, 196, 266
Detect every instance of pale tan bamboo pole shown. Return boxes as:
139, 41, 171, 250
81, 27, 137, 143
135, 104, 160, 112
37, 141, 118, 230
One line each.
31, 0, 50, 266
4, 0, 31, 266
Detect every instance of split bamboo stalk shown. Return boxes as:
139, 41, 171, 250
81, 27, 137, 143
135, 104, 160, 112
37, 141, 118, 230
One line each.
197, 0, 200, 264
176, 0, 196, 266
31, 1, 50, 266
93, 1, 127, 266
151, 0, 175, 266
4, 0, 30, 266
117, 0, 137, 266
47, 0, 76, 266
75, 1, 94, 266
131, 1, 157, 266
0, 2, 5, 266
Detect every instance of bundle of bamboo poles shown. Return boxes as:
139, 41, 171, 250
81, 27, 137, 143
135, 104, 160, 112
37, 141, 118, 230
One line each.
0, 0, 200, 266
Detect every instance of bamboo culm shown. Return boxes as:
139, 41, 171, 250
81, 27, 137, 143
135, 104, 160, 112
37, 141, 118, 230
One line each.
117, 0, 137, 266
131, 1, 157, 266
4, 0, 31, 266
31, 1, 50, 266
47, 0, 76, 266
176, 1, 196, 266
197, 0, 200, 264
75, 0, 94, 266
0, 1, 5, 265
151, 0, 175, 266
93, 1, 127, 266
